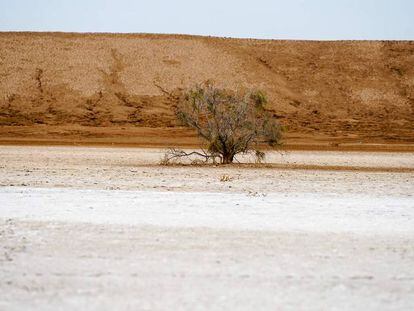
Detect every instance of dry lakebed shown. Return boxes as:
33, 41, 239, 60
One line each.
0, 145, 413, 310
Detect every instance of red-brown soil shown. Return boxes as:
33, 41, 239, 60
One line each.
0, 32, 413, 149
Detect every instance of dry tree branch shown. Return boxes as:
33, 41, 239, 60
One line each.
160, 148, 220, 165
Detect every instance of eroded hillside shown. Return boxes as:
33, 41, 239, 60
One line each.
0, 32, 413, 145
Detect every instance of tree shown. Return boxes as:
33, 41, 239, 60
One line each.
164, 83, 282, 164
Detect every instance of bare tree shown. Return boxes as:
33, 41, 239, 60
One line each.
165, 83, 282, 164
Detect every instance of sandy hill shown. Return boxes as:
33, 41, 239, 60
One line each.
0, 32, 413, 147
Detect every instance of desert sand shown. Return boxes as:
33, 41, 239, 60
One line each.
1, 146, 413, 310
1, 31, 414, 310
0, 32, 413, 147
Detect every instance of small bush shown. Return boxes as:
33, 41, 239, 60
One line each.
166, 82, 282, 164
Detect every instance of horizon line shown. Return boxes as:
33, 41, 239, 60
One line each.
1, 30, 413, 42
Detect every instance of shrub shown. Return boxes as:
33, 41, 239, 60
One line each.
164, 82, 282, 164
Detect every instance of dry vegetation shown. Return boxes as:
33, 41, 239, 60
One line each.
163, 83, 282, 164
0, 32, 413, 146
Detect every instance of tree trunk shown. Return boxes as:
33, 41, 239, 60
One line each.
221, 153, 234, 164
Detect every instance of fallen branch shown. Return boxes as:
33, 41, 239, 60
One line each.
160, 148, 220, 165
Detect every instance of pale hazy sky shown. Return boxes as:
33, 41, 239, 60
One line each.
0, 0, 413, 40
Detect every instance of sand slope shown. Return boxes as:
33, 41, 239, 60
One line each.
0, 32, 413, 145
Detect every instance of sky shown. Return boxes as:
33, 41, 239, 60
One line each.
0, 0, 413, 40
